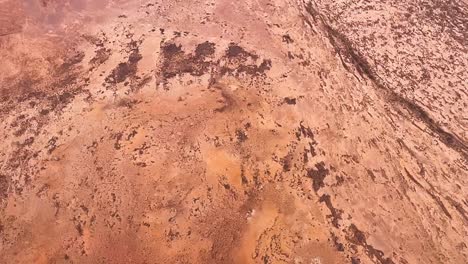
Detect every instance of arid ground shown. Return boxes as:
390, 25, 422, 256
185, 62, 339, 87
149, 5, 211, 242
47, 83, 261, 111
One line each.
0, 0, 467, 263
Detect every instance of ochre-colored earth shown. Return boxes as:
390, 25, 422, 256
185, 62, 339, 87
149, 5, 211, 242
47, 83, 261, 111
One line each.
0, 0, 467, 263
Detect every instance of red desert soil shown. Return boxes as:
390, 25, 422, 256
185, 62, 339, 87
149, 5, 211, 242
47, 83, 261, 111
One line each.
0, 0, 467, 263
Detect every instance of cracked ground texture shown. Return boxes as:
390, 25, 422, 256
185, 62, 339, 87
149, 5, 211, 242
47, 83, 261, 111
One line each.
0, 0, 467, 263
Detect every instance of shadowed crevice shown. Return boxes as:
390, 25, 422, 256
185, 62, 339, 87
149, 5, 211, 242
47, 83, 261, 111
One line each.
304, 1, 468, 161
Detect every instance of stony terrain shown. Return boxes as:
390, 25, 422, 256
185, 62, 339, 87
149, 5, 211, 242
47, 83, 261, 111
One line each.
0, 0, 467, 263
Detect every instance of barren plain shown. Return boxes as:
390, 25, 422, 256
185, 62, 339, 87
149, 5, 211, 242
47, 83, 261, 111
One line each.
0, 0, 467, 263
